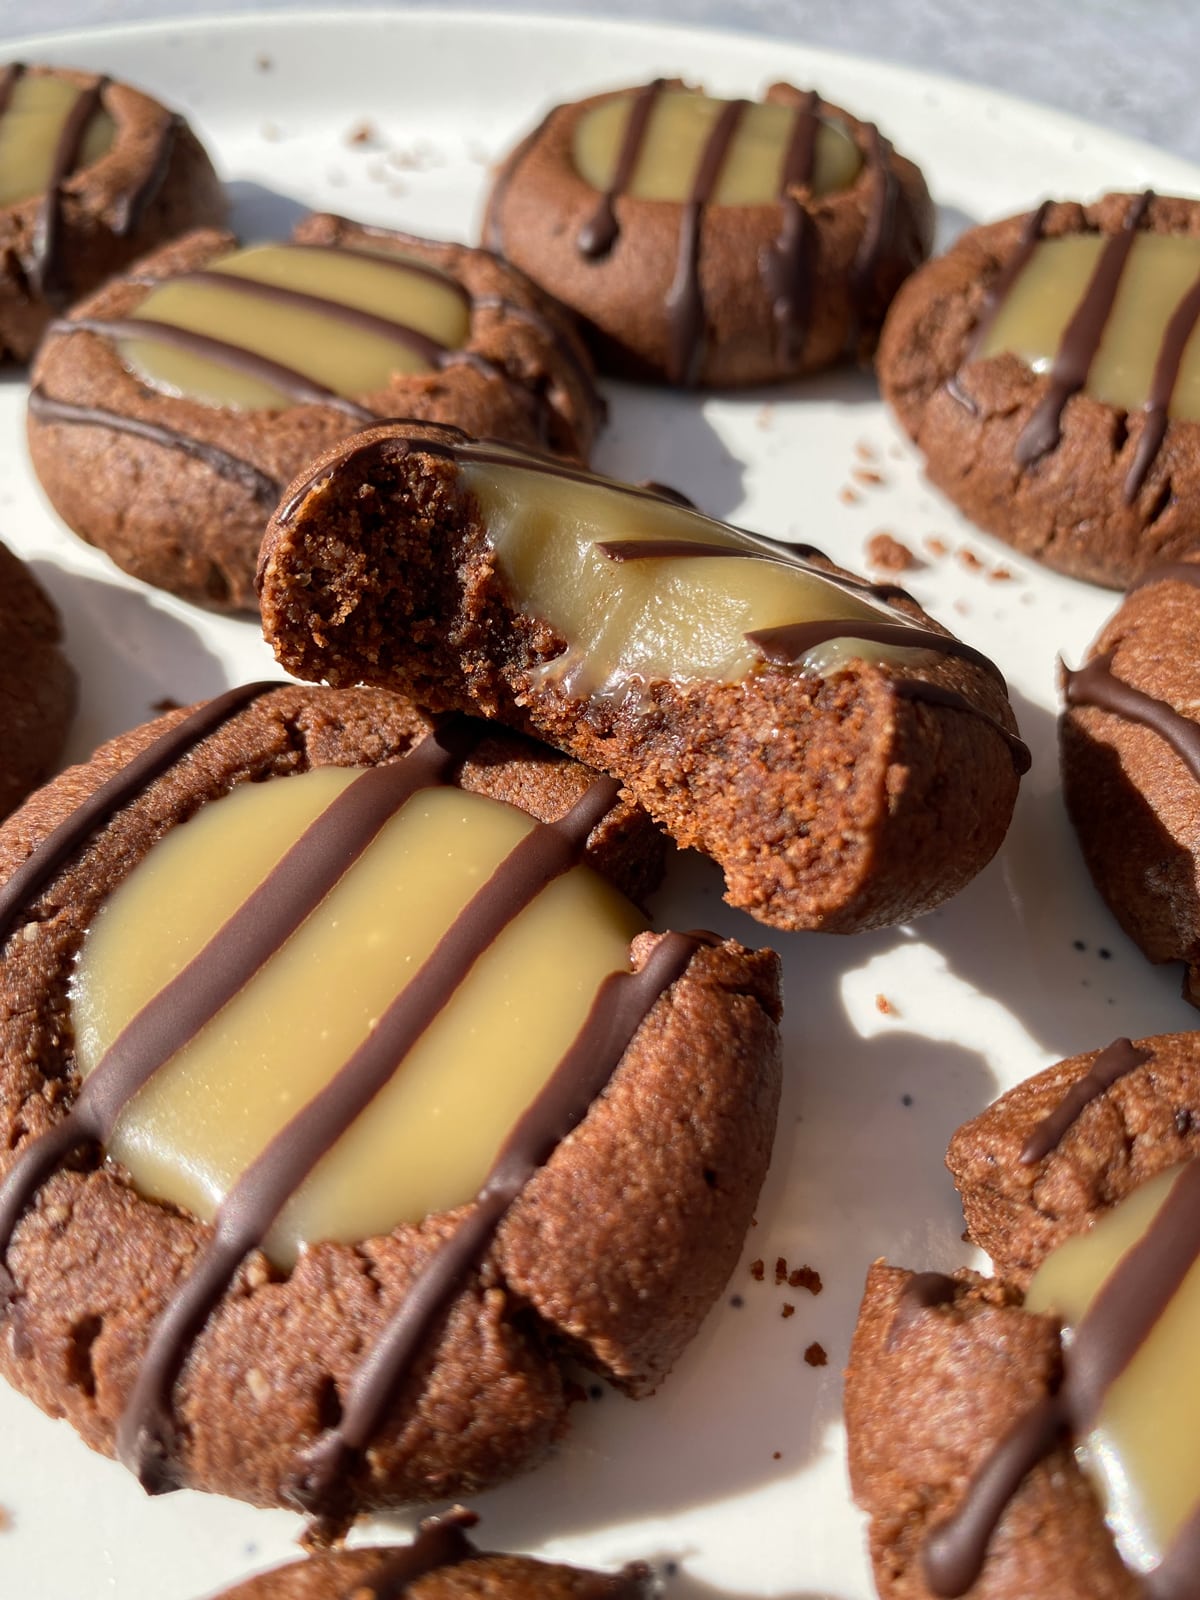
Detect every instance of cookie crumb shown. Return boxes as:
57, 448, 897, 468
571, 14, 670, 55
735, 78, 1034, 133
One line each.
259, 122, 280, 142
839, 486, 861, 505
852, 466, 885, 487
0, 1505, 9, 1532
855, 439, 877, 462
151, 696, 182, 712
756, 404, 775, 430
781, 1302, 795, 1319
346, 119, 377, 147
989, 565, 1013, 582
924, 535, 948, 557
958, 547, 984, 572
804, 1342, 828, 1368
788, 1265, 822, 1295
875, 993, 893, 1015
749, 1258, 764, 1281
774, 1255, 788, 1285
865, 532, 919, 573
772, 1450, 782, 1459
255, 53, 273, 71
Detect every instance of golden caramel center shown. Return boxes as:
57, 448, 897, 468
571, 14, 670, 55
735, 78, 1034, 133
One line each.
572, 88, 861, 206
1027, 1166, 1200, 1573
978, 233, 1200, 420
119, 242, 472, 410
464, 455, 920, 696
0, 73, 114, 209
71, 769, 644, 1268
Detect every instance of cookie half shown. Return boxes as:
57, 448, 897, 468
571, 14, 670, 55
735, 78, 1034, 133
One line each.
483, 79, 933, 386
0, 540, 75, 820
259, 422, 1027, 934
28, 213, 602, 609
879, 192, 1200, 588
1060, 556, 1200, 1005
204, 1510, 652, 1599
0, 62, 225, 361
0, 684, 780, 1530
848, 1033, 1200, 1599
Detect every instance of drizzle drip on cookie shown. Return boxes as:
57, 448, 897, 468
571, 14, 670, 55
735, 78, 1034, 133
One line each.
1064, 648, 1200, 785
958, 192, 1200, 499
1019, 1037, 1152, 1165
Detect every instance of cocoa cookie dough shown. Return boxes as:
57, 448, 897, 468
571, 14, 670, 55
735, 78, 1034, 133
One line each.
258, 421, 1027, 935
0, 540, 75, 820
847, 1032, 1200, 1600
205, 1510, 652, 1599
0, 63, 224, 362
482, 79, 933, 386
27, 212, 602, 610
879, 192, 1200, 589
1060, 555, 1200, 1006
0, 683, 780, 1532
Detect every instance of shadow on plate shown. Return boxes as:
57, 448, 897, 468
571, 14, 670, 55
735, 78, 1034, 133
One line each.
226, 178, 311, 239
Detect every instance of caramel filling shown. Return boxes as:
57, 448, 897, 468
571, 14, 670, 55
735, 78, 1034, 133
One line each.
0, 72, 113, 209
71, 769, 644, 1268
573, 88, 860, 205
119, 243, 472, 409
1027, 1166, 1200, 1572
979, 234, 1200, 421
464, 455, 923, 695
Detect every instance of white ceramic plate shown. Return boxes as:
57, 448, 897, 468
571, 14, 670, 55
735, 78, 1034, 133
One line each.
2, 11, 1199, 1599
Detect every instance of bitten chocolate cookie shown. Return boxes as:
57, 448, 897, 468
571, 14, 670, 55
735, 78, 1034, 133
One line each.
482, 79, 933, 386
0, 683, 780, 1532
258, 422, 1027, 934
879, 191, 1200, 589
206, 1510, 652, 1599
0, 540, 75, 820
0, 63, 224, 362
27, 212, 602, 610
1060, 556, 1200, 1005
847, 1033, 1200, 1600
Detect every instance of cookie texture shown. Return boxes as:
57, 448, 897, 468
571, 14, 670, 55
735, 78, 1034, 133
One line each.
0, 64, 225, 363
1060, 557, 1200, 1006
0, 540, 75, 820
879, 193, 1200, 589
258, 422, 1025, 935
0, 685, 780, 1526
847, 1033, 1200, 1599
483, 80, 933, 386
27, 213, 602, 610
206, 1512, 652, 1599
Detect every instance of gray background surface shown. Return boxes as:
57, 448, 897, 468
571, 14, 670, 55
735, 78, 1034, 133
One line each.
2, 1, 1197, 166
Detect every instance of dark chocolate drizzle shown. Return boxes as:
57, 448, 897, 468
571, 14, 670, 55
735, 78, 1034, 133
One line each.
0, 61, 23, 118
28, 386, 283, 506
289, 928, 704, 1527
1064, 648, 1200, 785
1020, 1037, 1151, 1165
576, 79, 663, 259
844, 124, 897, 356
368, 1510, 479, 1597
763, 90, 819, 365
112, 113, 181, 238
664, 96, 747, 386
31, 75, 109, 307
1015, 191, 1152, 467
747, 618, 1003, 682
58, 314, 373, 419
924, 1157, 1200, 1598
120, 757, 621, 1491
1125, 265, 1200, 501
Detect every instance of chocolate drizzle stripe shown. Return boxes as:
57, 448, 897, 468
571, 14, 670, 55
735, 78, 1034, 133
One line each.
178, 269, 451, 365
844, 124, 896, 353
1020, 1038, 1151, 1165
32, 76, 108, 305
370, 1513, 479, 1598
1064, 648, 1200, 785
119, 770, 622, 1491
895, 681, 1032, 775
576, 79, 663, 260
748, 618, 1004, 682
112, 113, 180, 238
0, 62, 24, 118
61, 314, 373, 417
1125, 266, 1200, 501
1126, 560, 1200, 597
1015, 191, 1153, 468
885, 1270, 958, 1351
0, 683, 280, 954
764, 90, 819, 364
925, 1159, 1200, 1597
665, 97, 748, 386
28, 387, 283, 505
290, 928, 702, 1523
